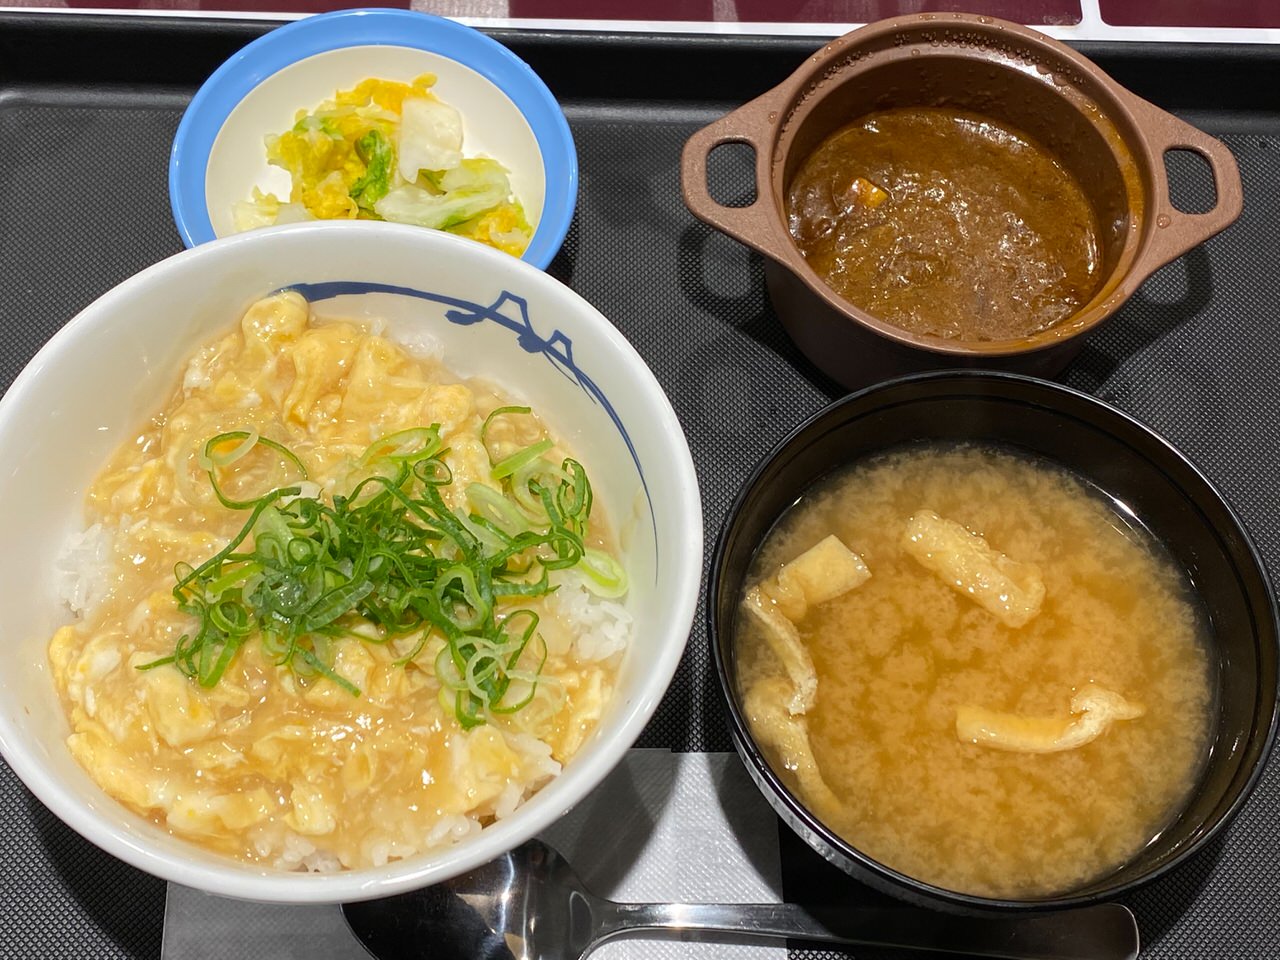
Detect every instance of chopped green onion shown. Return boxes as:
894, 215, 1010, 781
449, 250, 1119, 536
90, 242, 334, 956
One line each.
577, 547, 629, 599
199, 429, 258, 470
492, 439, 553, 481
201, 431, 308, 510
480, 405, 532, 457
141, 422, 619, 731
466, 483, 531, 536
511, 458, 566, 518
358, 426, 442, 466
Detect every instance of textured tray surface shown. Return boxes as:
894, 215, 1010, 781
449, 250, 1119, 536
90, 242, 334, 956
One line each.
0, 17, 1278, 959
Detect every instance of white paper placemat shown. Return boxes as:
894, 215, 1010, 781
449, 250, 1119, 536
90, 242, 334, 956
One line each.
161, 749, 785, 960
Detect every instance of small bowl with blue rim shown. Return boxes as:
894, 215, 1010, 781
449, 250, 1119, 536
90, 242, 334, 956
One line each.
169, 7, 576, 269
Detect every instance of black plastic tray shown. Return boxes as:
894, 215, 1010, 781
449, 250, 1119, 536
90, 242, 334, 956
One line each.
1, 12, 1278, 959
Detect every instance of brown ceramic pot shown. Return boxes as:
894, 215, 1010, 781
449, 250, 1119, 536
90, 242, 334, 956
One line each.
681, 14, 1243, 388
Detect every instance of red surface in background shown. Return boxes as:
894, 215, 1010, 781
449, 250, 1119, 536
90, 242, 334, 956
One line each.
507, 0, 1080, 25
33, 0, 1082, 26
67, 1, 411, 9
20, 0, 1280, 26
1099, 0, 1276, 28
35, 0, 1280, 27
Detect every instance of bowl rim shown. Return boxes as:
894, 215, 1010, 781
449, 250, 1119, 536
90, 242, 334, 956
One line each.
167, 7, 578, 269
708, 368, 1280, 910
0, 220, 701, 903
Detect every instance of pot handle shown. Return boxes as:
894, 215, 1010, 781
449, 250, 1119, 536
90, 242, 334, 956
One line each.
680, 90, 794, 263
1127, 94, 1244, 270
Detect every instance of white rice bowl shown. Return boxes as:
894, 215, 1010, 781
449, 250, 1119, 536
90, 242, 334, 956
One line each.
0, 221, 700, 903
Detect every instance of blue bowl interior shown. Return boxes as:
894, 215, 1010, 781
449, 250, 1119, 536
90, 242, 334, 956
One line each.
168, 8, 576, 269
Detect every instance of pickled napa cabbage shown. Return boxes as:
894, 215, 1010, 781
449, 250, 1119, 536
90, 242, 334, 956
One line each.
233, 76, 532, 257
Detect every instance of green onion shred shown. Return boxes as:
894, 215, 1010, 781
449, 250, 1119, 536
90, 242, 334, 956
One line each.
139, 410, 624, 729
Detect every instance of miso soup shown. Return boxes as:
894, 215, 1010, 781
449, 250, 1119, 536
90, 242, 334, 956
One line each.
735, 445, 1213, 898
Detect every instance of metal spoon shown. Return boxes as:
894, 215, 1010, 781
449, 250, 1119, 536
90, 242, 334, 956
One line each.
342, 839, 1140, 960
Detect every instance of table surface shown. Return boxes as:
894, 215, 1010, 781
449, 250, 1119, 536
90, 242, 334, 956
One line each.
1, 9, 1278, 960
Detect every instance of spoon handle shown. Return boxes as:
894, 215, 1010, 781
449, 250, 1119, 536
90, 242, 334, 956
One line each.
599, 900, 1139, 960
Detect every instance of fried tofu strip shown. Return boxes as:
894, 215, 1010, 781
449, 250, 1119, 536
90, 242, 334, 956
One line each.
956, 684, 1145, 753
743, 587, 816, 715
902, 510, 1045, 628
768, 534, 872, 622
743, 535, 871, 715
743, 677, 841, 818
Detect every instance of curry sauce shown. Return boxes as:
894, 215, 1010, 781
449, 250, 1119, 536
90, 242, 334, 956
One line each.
786, 107, 1102, 341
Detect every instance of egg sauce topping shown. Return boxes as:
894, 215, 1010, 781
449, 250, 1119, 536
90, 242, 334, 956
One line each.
48, 293, 627, 870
